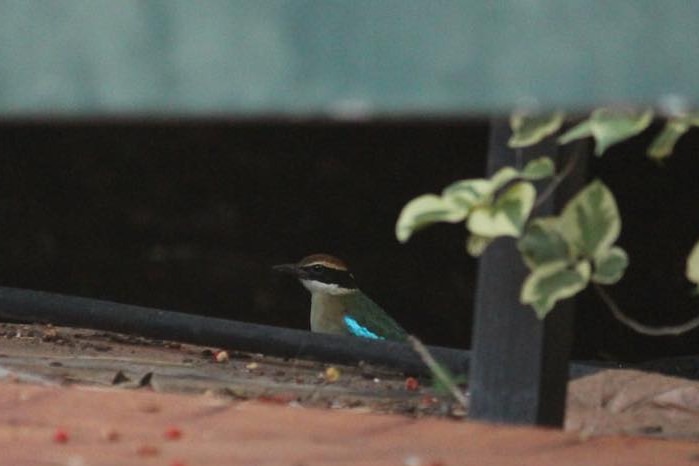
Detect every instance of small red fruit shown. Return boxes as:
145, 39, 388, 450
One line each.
164, 426, 183, 440
53, 428, 69, 443
405, 377, 420, 391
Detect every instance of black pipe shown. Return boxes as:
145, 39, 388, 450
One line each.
0, 286, 469, 376
0, 286, 616, 379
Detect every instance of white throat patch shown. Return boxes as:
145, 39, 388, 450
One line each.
300, 279, 355, 296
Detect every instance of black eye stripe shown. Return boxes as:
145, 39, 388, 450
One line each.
301, 265, 357, 289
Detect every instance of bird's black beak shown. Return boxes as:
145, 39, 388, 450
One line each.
272, 263, 305, 278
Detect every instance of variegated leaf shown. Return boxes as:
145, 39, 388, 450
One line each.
489, 167, 521, 191
517, 217, 570, 269
592, 246, 629, 285
466, 234, 493, 257
559, 107, 653, 156
396, 194, 467, 243
647, 119, 691, 161
442, 178, 493, 209
559, 180, 621, 258
467, 182, 536, 238
521, 157, 555, 181
687, 240, 699, 288
521, 260, 591, 319
647, 112, 699, 161
508, 111, 565, 148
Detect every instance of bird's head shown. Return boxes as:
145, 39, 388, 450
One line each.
273, 254, 358, 295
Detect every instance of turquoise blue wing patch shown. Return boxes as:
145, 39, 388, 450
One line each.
342, 315, 385, 340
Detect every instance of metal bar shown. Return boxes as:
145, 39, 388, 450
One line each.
468, 120, 587, 426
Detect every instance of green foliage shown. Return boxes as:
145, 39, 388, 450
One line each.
396, 106, 698, 325
509, 107, 697, 163
396, 157, 554, 249
558, 180, 621, 258
467, 182, 535, 238
517, 218, 569, 268
521, 157, 555, 180
520, 260, 591, 319
395, 194, 467, 243
648, 112, 699, 161
431, 370, 468, 397
592, 247, 629, 285
508, 111, 565, 148
466, 234, 493, 257
688, 241, 699, 292
518, 180, 628, 316
558, 107, 653, 156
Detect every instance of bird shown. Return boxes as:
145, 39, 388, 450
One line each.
273, 254, 407, 341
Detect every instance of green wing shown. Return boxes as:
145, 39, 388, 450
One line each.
339, 292, 408, 341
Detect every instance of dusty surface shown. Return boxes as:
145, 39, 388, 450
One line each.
4, 323, 699, 464
4, 382, 699, 466
0, 323, 448, 416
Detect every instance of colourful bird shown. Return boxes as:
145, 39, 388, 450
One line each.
273, 254, 407, 341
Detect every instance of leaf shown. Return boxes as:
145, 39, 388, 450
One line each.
559, 180, 621, 258
647, 119, 690, 161
508, 111, 565, 148
521, 157, 555, 181
442, 159, 552, 210
521, 260, 591, 318
489, 167, 521, 191
432, 371, 469, 397
396, 194, 467, 243
466, 234, 493, 257
558, 119, 593, 145
442, 178, 493, 209
687, 240, 699, 287
467, 182, 536, 238
589, 108, 654, 155
592, 246, 629, 284
559, 108, 653, 156
647, 112, 699, 161
517, 217, 570, 269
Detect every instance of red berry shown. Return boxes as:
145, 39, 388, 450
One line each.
405, 377, 420, 391
164, 426, 182, 440
53, 428, 69, 443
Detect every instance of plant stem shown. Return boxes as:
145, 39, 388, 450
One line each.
533, 149, 580, 209
594, 283, 699, 335
407, 335, 469, 408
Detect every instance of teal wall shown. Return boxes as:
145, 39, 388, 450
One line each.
1, 1, 698, 117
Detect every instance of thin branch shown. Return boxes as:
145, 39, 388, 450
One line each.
407, 335, 468, 408
594, 283, 699, 336
533, 149, 580, 209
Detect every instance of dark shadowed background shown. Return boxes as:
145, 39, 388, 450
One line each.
0, 121, 698, 362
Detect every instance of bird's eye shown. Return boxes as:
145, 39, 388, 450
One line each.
312, 264, 323, 272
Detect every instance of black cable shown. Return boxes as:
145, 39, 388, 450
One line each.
0, 286, 614, 378
0, 286, 469, 376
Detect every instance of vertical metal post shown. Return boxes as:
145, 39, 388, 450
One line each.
468, 119, 586, 426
